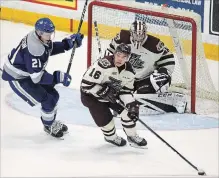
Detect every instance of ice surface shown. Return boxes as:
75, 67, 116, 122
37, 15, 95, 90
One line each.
0, 20, 218, 177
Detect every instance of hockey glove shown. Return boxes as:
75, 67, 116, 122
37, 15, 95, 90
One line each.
53, 71, 72, 87
62, 33, 84, 50
126, 101, 139, 122
150, 68, 171, 93
97, 83, 118, 103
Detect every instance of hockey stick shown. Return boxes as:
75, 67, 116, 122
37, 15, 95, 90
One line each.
116, 99, 206, 176
94, 20, 102, 60
66, 0, 88, 74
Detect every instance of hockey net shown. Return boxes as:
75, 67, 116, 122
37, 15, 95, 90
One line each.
87, 0, 219, 115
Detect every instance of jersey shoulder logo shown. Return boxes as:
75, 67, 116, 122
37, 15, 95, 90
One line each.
21, 36, 28, 49
129, 53, 144, 69
98, 58, 111, 68
114, 33, 120, 41
156, 41, 165, 51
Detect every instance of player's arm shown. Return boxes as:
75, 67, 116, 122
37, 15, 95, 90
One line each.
81, 61, 105, 95
119, 67, 135, 105
24, 52, 71, 86
104, 32, 122, 56
150, 41, 175, 93
155, 41, 175, 76
120, 65, 139, 122
51, 33, 84, 56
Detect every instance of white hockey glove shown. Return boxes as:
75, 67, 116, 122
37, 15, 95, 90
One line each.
150, 68, 171, 93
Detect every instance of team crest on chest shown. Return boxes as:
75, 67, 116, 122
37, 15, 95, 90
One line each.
108, 76, 122, 90
129, 53, 144, 69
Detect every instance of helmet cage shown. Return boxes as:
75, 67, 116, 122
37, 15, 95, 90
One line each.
130, 21, 147, 47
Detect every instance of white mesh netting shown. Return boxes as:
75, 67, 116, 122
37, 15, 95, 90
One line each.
88, 1, 218, 114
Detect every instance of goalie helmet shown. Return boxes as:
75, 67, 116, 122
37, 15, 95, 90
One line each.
130, 20, 147, 48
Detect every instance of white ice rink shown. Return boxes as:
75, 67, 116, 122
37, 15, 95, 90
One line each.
0, 20, 218, 177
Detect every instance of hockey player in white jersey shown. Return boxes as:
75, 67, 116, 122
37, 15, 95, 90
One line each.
105, 20, 187, 114
80, 43, 147, 148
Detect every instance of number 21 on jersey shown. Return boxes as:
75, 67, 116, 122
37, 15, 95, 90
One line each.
32, 58, 42, 68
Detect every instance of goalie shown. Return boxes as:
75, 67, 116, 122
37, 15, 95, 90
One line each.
105, 20, 187, 114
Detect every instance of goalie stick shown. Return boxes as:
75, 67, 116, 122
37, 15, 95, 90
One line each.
94, 20, 102, 60
66, 0, 88, 74
116, 99, 206, 176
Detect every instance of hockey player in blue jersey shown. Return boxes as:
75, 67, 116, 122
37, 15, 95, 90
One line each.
1, 17, 84, 138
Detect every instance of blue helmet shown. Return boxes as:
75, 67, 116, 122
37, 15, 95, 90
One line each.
35, 18, 55, 33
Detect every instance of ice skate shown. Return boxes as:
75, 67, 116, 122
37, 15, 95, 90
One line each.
104, 135, 127, 147
44, 120, 67, 138
127, 134, 147, 149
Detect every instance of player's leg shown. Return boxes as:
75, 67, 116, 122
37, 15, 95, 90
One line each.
119, 107, 147, 148
81, 92, 126, 146
107, 101, 147, 148
41, 85, 68, 133
8, 79, 64, 138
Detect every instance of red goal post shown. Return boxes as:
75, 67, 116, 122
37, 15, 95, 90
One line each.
87, 0, 218, 114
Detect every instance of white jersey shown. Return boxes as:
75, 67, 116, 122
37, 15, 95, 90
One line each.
81, 55, 135, 105
105, 30, 175, 80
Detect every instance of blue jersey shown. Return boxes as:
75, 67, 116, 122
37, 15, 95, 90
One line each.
2, 31, 67, 85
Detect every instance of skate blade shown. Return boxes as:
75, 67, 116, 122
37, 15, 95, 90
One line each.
45, 132, 65, 140
128, 142, 148, 149
44, 130, 65, 140
104, 138, 127, 147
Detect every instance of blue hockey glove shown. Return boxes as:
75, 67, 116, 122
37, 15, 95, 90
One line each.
53, 71, 72, 87
62, 33, 84, 50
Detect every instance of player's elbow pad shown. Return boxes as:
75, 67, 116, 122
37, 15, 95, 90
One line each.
50, 42, 66, 56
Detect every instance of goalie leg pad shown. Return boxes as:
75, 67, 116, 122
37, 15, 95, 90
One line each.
134, 92, 187, 114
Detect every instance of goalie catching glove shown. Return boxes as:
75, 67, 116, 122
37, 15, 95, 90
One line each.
126, 101, 140, 122
150, 68, 171, 93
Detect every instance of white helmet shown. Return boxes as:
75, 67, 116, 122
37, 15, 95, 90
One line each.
130, 20, 147, 48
